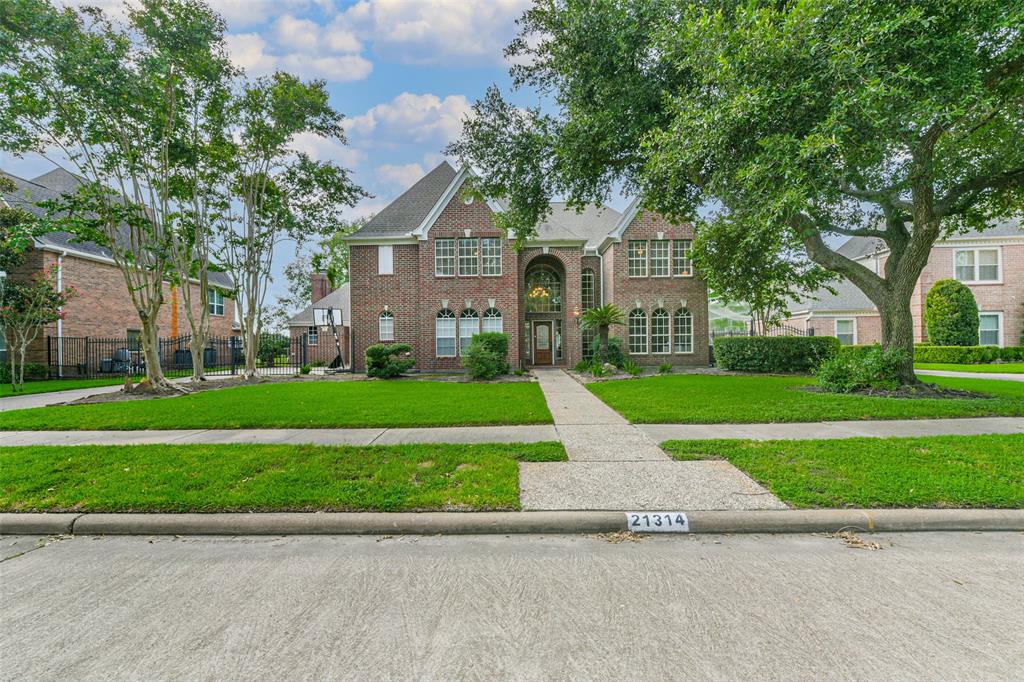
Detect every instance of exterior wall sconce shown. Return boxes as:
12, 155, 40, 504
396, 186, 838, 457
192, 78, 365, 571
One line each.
572, 304, 581, 326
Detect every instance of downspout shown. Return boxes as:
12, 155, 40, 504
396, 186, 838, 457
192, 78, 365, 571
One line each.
597, 249, 605, 306
57, 251, 65, 377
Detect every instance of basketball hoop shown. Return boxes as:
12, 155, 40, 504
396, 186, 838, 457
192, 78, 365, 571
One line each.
312, 307, 340, 327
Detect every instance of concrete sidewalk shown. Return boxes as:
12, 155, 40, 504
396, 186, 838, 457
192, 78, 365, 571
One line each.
917, 368, 1024, 382
0, 384, 124, 412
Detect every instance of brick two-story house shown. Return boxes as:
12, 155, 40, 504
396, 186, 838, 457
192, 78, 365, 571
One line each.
785, 220, 1023, 347
1, 168, 236, 367
341, 162, 708, 372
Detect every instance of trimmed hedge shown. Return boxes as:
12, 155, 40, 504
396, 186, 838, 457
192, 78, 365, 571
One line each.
714, 336, 840, 373
925, 279, 979, 346
366, 343, 416, 378
461, 333, 510, 380
914, 344, 1024, 364
816, 345, 907, 393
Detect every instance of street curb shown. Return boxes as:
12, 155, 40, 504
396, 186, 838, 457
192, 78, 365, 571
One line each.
3, 509, 1023, 536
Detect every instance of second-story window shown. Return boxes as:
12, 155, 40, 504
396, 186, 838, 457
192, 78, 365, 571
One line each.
650, 240, 670, 277
458, 238, 479, 276
208, 290, 225, 316
435, 239, 455, 276
628, 241, 647, 277
481, 238, 502, 276
673, 240, 693, 276
954, 248, 999, 283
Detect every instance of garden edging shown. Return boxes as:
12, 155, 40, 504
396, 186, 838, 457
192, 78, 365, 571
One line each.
4, 509, 1023, 536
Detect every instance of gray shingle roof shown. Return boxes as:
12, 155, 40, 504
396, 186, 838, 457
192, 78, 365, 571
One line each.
287, 283, 351, 327
836, 218, 1023, 262
788, 278, 875, 314
537, 202, 621, 248
1, 168, 233, 288
348, 162, 458, 239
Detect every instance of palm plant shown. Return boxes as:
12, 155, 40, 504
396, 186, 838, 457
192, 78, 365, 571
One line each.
581, 303, 626, 354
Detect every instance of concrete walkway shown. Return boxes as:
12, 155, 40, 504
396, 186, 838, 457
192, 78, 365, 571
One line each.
522, 369, 786, 511
917, 368, 1024, 382
0, 384, 125, 412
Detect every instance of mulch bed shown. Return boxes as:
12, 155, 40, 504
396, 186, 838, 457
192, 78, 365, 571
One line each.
799, 382, 991, 400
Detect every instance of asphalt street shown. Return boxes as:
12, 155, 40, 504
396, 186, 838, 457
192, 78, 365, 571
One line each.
1, 532, 1022, 681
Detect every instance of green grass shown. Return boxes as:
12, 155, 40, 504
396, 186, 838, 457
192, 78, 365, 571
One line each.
0, 442, 566, 512
0, 380, 553, 430
916, 362, 1024, 374
662, 434, 1024, 508
587, 373, 1024, 423
0, 376, 128, 398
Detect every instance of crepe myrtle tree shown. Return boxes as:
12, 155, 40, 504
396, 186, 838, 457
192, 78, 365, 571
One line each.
0, 0, 235, 393
449, 0, 1024, 384
219, 73, 367, 379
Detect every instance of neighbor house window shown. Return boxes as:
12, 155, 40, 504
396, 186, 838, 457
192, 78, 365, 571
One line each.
835, 319, 856, 345
458, 238, 479, 276
650, 240, 670, 277
673, 240, 693, 276
581, 268, 596, 310
628, 309, 647, 354
674, 309, 693, 353
459, 309, 479, 353
481, 238, 502, 276
979, 312, 1002, 347
482, 308, 503, 333
378, 311, 394, 341
435, 239, 455, 276
208, 289, 225, 316
377, 245, 393, 275
954, 248, 1000, 283
436, 309, 456, 357
628, 241, 647, 277
307, 326, 319, 346
651, 309, 670, 353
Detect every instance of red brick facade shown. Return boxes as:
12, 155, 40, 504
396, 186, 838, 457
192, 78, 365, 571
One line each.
347, 192, 710, 372
6, 247, 235, 364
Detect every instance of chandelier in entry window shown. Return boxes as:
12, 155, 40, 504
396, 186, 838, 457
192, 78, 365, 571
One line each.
525, 266, 562, 313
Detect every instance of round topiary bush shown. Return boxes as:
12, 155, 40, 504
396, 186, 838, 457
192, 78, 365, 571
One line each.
925, 279, 979, 346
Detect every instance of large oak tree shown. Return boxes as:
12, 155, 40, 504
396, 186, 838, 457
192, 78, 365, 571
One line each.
449, 0, 1024, 382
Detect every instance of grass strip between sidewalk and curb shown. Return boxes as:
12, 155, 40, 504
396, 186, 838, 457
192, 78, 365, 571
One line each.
588, 374, 1024, 423
0, 442, 566, 513
0, 380, 554, 430
662, 433, 1024, 509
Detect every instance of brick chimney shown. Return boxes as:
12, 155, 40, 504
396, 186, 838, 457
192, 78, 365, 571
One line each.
311, 272, 330, 304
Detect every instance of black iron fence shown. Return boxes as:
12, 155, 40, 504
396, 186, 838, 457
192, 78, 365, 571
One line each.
46, 332, 344, 379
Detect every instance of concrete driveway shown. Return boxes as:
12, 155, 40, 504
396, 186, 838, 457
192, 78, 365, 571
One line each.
2, 532, 1021, 680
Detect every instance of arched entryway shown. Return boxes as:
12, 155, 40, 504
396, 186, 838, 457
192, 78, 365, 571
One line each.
524, 256, 566, 366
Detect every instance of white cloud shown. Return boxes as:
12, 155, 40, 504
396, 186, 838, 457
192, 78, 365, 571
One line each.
225, 32, 373, 82
346, 92, 472, 146
376, 163, 425, 189
291, 132, 366, 169
338, 0, 530, 65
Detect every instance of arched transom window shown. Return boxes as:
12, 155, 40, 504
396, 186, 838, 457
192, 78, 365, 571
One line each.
379, 311, 394, 341
628, 309, 648, 355
525, 266, 562, 313
436, 309, 456, 357
482, 308, 503, 333
651, 309, 670, 354
674, 309, 693, 353
460, 308, 479, 353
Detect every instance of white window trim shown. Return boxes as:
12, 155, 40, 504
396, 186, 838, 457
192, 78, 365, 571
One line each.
458, 237, 480, 277
459, 309, 480, 352
672, 239, 694, 278
673, 309, 694, 354
651, 309, 671, 354
378, 311, 395, 341
953, 247, 1002, 285
834, 318, 857, 345
377, 245, 394, 275
650, 240, 670, 279
435, 310, 457, 357
307, 326, 319, 346
208, 290, 225, 317
627, 241, 648, 278
978, 311, 1004, 348
482, 308, 503, 334
628, 310, 648, 355
481, 237, 502, 277
434, 239, 456, 278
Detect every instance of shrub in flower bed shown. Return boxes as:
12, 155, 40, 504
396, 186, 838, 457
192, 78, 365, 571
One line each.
366, 343, 416, 378
714, 336, 840, 373
461, 332, 510, 380
816, 345, 908, 393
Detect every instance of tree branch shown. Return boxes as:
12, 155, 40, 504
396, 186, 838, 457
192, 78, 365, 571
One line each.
936, 167, 1024, 217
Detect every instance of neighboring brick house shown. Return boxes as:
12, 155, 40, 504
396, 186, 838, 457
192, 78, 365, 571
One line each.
785, 220, 1024, 347
0, 168, 236, 366
285, 276, 351, 368
341, 161, 709, 372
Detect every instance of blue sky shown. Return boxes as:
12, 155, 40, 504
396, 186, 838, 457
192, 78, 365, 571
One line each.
2, 0, 587, 304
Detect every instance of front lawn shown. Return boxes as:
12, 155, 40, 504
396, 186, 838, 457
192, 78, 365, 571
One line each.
662, 434, 1024, 508
0, 380, 553, 430
587, 374, 1024, 423
916, 362, 1024, 374
0, 442, 567, 512
0, 376, 127, 398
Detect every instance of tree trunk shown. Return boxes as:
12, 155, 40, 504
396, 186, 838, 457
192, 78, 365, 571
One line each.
189, 332, 207, 382
134, 314, 180, 394
242, 311, 259, 380
9, 351, 16, 394
16, 344, 26, 393
878, 293, 918, 384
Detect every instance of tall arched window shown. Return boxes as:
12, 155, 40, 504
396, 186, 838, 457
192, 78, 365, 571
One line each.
628, 309, 648, 354
651, 309, 670, 354
436, 309, 456, 357
525, 266, 562, 313
378, 311, 394, 341
581, 268, 595, 310
460, 309, 479, 353
482, 308, 503, 333
674, 308, 693, 353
